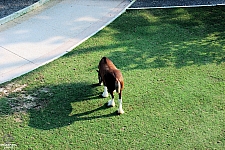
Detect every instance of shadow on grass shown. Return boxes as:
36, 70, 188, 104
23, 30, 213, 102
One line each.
27, 82, 117, 130
109, 6, 225, 69
65, 6, 225, 70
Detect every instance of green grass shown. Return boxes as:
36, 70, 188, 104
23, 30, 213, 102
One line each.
0, 6, 225, 149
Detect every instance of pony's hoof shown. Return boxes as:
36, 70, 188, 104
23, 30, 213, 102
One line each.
118, 109, 124, 115
107, 99, 115, 107
102, 92, 108, 98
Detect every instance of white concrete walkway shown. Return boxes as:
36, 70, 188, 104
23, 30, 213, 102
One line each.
0, 0, 133, 84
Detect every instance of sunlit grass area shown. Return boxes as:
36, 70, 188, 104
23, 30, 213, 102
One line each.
0, 6, 225, 149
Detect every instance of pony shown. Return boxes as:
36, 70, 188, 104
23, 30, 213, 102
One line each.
97, 57, 124, 114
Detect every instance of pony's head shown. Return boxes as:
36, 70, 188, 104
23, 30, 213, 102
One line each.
96, 70, 103, 85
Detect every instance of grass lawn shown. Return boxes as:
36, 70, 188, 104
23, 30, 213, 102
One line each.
0, 6, 225, 149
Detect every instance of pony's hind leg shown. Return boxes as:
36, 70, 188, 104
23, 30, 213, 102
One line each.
118, 92, 124, 114
102, 86, 109, 97
107, 91, 115, 107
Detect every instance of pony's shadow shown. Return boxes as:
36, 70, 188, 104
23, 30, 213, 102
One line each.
28, 82, 117, 130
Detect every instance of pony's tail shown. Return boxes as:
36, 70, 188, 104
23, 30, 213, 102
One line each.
115, 79, 121, 93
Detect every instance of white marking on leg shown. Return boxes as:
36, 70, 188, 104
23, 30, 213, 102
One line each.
118, 98, 124, 114
102, 86, 109, 97
108, 99, 115, 107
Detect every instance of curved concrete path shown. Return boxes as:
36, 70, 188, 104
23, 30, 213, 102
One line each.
0, 0, 134, 84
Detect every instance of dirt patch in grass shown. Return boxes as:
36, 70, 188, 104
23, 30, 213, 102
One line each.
0, 83, 51, 114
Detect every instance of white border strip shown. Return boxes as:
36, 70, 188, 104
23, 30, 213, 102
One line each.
0, 0, 51, 25
128, 3, 225, 9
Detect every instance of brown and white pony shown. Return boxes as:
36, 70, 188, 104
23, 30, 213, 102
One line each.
97, 57, 124, 114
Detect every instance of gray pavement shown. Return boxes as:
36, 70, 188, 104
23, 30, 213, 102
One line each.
0, 0, 133, 84
0, 0, 38, 19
